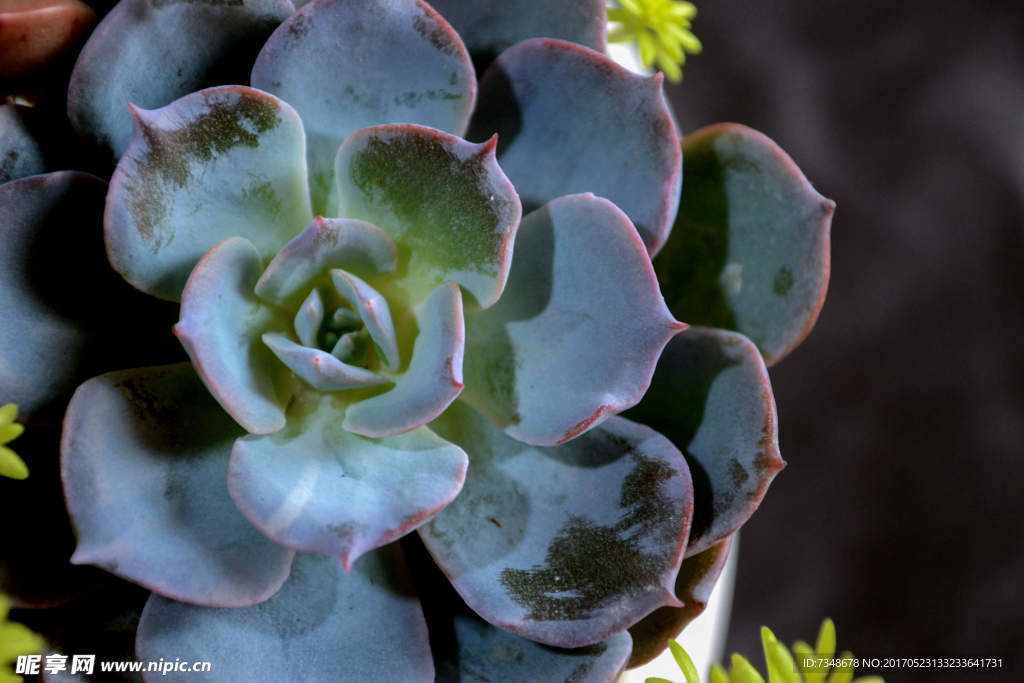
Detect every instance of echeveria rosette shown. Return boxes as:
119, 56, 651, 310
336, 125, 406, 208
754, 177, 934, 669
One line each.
0, 0, 834, 679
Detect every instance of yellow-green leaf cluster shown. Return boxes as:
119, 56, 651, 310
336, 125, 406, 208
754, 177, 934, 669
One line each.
1, 594, 45, 683
648, 619, 884, 683
0, 405, 27, 480
607, 0, 702, 82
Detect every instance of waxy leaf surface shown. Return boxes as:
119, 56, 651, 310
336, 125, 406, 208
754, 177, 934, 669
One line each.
0, 0, 95, 78
261, 333, 387, 391
0, 105, 45, 183
68, 0, 291, 160
251, 0, 476, 214
230, 393, 467, 570
254, 217, 398, 308
0, 172, 179, 422
106, 86, 312, 300
627, 537, 733, 667
343, 282, 465, 438
420, 402, 693, 648
625, 328, 783, 556
469, 38, 681, 254
61, 364, 295, 607
655, 123, 834, 364
136, 548, 433, 682
336, 124, 521, 309
427, 0, 606, 66
1, 425, 108, 607
439, 615, 632, 682
175, 237, 292, 435
462, 194, 682, 446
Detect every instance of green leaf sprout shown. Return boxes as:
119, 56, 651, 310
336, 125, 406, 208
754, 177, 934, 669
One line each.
1, 594, 45, 683
0, 404, 27, 480
648, 619, 885, 683
607, 0, 702, 82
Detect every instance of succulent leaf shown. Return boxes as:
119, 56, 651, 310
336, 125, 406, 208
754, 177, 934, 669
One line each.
68, 0, 292, 160
1, 424, 108, 608
0, 105, 45, 183
420, 402, 693, 648
342, 282, 465, 438
0, 594, 45, 683
462, 194, 683, 446
254, 216, 398, 308
0, 0, 95, 79
468, 38, 681, 254
229, 392, 467, 570
0, 171, 178, 422
136, 548, 434, 682
0, 172, 104, 419
438, 614, 632, 682
250, 0, 476, 215
61, 363, 295, 607
330, 269, 401, 371
261, 333, 388, 391
625, 327, 784, 556
335, 124, 521, 309
106, 85, 313, 301
175, 237, 293, 436
628, 536, 733, 667
655, 123, 834, 365
426, 0, 607, 68
0, 405, 27, 480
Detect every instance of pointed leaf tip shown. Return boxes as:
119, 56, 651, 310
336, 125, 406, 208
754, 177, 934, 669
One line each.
657, 122, 833, 364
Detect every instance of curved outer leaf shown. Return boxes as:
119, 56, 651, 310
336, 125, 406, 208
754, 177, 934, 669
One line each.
406, 532, 632, 683
250, 0, 476, 214
0, 171, 179, 423
254, 216, 398, 308
655, 123, 835, 365
627, 537, 733, 667
61, 364, 295, 607
420, 402, 693, 648
67, 0, 292, 161
439, 615, 632, 683
0, 104, 45, 183
1, 425, 109, 608
106, 85, 313, 301
335, 124, 521, 309
229, 392, 467, 570
469, 38, 681, 255
462, 194, 684, 446
136, 548, 434, 682
175, 237, 292, 435
624, 327, 784, 557
427, 0, 606, 64
343, 282, 464, 438
0, 172, 104, 418
0, 0, 95, 78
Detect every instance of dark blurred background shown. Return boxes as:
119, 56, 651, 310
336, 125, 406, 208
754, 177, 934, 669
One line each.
665, 1, 1024, 680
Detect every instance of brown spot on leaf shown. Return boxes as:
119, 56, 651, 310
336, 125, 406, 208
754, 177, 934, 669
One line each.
499, 450, 682, 622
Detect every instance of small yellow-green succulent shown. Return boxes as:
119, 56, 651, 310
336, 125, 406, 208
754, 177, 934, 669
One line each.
608, 0, 703, 82
649, 619, 884, 683
1, 594, 44, 683
0, 405, 27, 480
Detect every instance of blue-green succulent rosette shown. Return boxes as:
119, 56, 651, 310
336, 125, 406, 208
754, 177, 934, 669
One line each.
0, 0, 833, 679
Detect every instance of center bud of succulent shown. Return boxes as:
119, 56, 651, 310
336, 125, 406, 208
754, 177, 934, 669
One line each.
261, 268, 400, 392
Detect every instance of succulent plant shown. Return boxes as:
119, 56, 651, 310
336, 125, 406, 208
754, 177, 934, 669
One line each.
0, 594, 44, 683
0, 0, 833, 680
651, 619, 884, 683
0, 405, 27, 480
